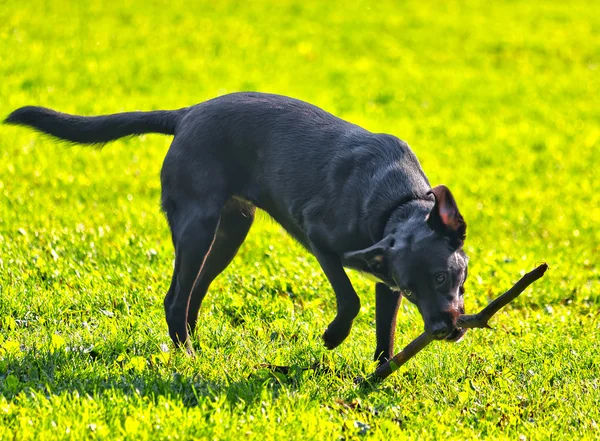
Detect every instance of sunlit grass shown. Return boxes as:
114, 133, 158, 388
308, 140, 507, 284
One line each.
1, 0, 599, 439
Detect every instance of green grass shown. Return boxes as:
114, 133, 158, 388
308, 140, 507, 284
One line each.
1, 0, 599, 439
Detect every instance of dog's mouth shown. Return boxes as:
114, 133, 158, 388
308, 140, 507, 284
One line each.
445, 328, 467, 343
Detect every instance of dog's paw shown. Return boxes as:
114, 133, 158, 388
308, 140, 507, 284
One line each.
322, 324, 351, 350
322, 330, 337, 350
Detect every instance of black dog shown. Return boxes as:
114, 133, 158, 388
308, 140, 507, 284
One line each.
5, 92, 469, 365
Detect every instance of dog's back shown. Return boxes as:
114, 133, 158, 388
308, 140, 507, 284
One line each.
174, 93, 431, 252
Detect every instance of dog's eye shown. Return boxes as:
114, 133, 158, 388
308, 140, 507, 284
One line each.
434, 273, 447, 285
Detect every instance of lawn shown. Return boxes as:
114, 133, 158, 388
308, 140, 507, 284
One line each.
1, 0, 599, 439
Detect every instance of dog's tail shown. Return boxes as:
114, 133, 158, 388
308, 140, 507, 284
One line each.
4, 106, 189, 145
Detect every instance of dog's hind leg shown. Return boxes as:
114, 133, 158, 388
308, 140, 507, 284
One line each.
186, 198, 255, 335
164, 207, 223, 351
161, 157, 230, 352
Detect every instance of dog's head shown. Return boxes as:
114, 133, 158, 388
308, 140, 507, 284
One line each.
345, 185, 468, 341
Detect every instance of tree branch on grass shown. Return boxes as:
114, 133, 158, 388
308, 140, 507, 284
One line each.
371, 263, 549, 381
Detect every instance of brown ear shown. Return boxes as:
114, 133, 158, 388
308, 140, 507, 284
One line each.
427, 185, 466, 247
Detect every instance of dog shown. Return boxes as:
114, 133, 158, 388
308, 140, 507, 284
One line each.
5, 92, 469, 365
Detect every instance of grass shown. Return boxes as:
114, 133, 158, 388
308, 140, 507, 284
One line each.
0, 0, 599, 439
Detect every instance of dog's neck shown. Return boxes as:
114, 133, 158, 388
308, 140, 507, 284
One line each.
382, 197, 434, 238
365, 194, 429, 242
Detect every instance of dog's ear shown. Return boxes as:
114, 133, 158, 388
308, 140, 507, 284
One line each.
427, 185, 466, 247
344, 235, 394, 275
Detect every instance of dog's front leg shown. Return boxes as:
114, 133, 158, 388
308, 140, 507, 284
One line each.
310, 246, 361, 350
374, 283, 402, 365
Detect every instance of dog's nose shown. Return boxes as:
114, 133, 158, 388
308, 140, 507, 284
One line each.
428, 321, 451, 340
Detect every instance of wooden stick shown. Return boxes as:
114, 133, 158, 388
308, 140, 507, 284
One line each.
371, 263, 548, 380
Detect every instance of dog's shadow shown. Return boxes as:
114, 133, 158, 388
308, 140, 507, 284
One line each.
0, 348, 388, 406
